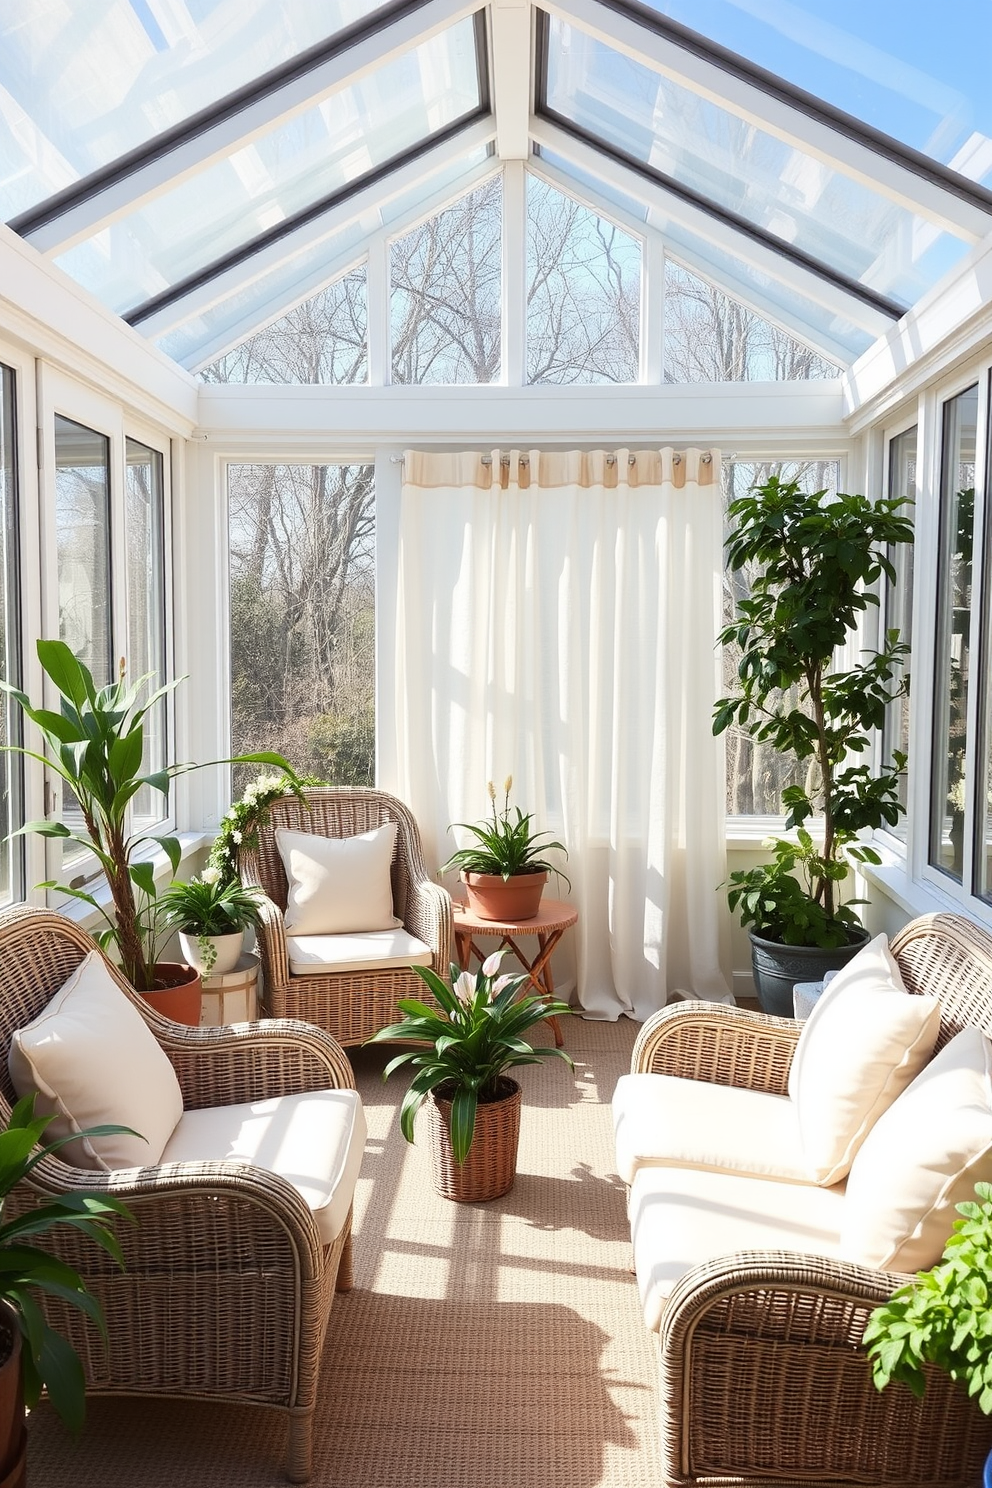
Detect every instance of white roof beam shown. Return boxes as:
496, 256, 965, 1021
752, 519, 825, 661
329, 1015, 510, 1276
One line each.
22, 0, 485, 257
544, 0, 992, 244
532, 117, 895, 338
491, 0, 532, 160
134, 119, 497, 339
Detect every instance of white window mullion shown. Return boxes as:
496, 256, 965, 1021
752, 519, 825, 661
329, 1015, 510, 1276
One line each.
366, 240, 391, 388
642, 233, 665, 385
502, 162, 526, 387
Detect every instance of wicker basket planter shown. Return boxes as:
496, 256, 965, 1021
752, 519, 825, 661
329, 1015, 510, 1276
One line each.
427, 1077, 522, 1202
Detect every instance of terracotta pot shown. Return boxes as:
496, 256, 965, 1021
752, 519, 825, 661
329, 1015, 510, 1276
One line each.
0, 1305, 26, 1488
427, 1077, 522, 1202
140, 963, 202, 1026
462, 871, 547, 922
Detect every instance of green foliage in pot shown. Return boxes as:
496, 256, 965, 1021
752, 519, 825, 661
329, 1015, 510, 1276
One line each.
713, 476, 914, 948
441, 778, 570, 887
0, 1095, 133, 1431
368, 952, 573, 1163
0, 641, 294, 992
159, 870, 264, 975
864, 1181, 992, 1413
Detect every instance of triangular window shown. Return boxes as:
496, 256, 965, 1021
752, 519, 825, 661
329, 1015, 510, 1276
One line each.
199, 267, 367, 385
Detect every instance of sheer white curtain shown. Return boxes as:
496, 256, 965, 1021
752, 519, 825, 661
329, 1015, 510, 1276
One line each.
391, 448, 733, 1020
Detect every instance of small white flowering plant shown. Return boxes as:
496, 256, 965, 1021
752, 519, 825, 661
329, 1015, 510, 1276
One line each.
368, 952, 573, 1163
441, 777, 570, 887
208, 771, 323, 883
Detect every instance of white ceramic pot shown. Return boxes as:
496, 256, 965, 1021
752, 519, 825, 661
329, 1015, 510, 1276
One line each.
179, 930, 245, 978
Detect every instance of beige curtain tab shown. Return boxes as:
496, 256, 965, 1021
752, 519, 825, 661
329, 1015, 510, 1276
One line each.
403, 448, 720, 492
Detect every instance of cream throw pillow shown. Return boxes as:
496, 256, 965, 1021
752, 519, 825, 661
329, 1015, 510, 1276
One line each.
841, 1027, 992, 1272
8, 950, 183, 1171
788, 933, 941, 1186
277, 822, 401, 936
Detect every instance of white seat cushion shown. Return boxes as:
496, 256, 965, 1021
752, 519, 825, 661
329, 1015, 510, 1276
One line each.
287, 928, 433, 976
613, 1073, 809, 1186
161, 1088, 367, 1246
841, 1027, 992, 1273
787, 933, 941, 1185
8, 950, 183, 1171
277, 823, 402, 936
629, 1166, 845, 1332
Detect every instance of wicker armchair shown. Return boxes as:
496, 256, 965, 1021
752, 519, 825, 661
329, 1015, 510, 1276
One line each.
0, 905, 359, 1483
631, 912, 992, 1488
239, 787, 452, 1046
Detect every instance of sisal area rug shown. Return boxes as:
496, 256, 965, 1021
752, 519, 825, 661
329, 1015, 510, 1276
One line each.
26, 1016, 662, 1487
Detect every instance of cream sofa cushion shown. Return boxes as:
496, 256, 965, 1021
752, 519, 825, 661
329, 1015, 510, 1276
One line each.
612, 1073, 808, 1186
629, 1166, 845, 1332
8, 950, 183, 1171
287, 928, 433, 976
277, 823, 401, 936
841, 1027, 992, 1273
787, 933, 941, 1185
161, 1088, 367, 1245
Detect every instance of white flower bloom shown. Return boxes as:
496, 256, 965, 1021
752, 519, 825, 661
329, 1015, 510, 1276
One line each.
200, 866, 222, 885
454, 970, 476, 1005
493, 974, 517, 995
232, 830, 243, 844
482, 950, 504, 977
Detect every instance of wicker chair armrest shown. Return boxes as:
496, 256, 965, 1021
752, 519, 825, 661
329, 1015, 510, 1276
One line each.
657, 1249, 992, 1486
404, 879, 453, 973
149, 1017, 355, 1107
252, 890, 291, 992
631, 1002, 800, 1094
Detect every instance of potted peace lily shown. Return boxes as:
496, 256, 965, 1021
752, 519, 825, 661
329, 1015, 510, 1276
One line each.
712, 476, 914, 1015
159, 870, 264, 977
441, 778, 570, 921
368, 952, 573, 1202
1, 641, 293, 1023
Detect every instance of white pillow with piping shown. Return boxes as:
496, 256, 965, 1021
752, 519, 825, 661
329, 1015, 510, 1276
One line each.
277, 822, 401, 936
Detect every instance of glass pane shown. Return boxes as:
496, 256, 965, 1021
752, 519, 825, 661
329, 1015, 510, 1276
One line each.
637, 1, 992, 183
228, 463, 375, 788
664, 260, 839, 380
0, 366, 22, 905
527, 175, 639, 384
53, 20, 482, 315
0, 0, 403, 220
125, 438, 167, 831
200, 267, 367, 384
929, 385, 979, 881
54, 413, 112, 871
543, 18, 971, 305
391, 176, 501, 385
880, 427, 917, 843
976, 382, 992, 903
723, 458, 840, 816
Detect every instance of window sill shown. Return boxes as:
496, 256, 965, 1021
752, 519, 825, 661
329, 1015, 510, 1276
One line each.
47, 831, 212, 930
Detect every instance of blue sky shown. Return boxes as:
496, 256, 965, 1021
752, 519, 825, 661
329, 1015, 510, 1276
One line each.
643, 0, 992, 168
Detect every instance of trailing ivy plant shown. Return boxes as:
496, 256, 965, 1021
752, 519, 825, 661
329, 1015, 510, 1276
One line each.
713, 476, 914, 948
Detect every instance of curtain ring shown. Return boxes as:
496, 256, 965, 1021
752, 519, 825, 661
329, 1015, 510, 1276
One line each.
606, 454, 616, 466
702, 452, 712, 464
628, 455, 636, 466
481, 455, 493, 466
673, 453, 682, 465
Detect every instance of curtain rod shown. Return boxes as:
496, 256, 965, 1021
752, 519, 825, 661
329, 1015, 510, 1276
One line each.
390, 450, 727, 465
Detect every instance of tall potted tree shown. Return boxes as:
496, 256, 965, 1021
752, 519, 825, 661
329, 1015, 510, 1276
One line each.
1, 640, 291, 1020
713, 475, 914, 1014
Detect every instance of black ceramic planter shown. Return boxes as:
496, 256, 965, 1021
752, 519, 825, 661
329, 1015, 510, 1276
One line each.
748, 927, 871, 1017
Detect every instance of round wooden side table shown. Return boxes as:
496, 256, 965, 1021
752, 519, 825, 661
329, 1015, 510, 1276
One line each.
452, 897, 578, 1047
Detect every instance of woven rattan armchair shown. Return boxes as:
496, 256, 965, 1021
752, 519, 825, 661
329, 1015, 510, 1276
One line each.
0, 905, 358, 1483
239, 787, 452, 1046
631, 912, 992, 1488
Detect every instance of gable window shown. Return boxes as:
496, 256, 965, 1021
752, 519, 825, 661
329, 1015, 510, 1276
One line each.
880, 425, 917, 842
0, 364, 22, 905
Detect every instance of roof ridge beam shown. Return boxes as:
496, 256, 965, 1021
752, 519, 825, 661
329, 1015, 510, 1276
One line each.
543, 0, 992, 243
14, 0, 485, 256
491, 0, 532, 160
532, 117, 895, 336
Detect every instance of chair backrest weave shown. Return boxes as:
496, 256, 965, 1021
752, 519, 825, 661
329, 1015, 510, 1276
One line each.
891, 912, 992, 1050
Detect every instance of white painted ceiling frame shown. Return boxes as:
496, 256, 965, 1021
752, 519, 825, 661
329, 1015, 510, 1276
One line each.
542, 0, 992, 244
24, 0, 488, 258
531, 118, 894, 340
133, 119, 497, 342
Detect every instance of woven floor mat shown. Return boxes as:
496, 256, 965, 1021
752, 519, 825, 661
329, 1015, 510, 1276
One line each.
27, 1015, 662, 1487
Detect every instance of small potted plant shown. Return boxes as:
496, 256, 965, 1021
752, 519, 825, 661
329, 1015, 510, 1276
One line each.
864, 1181, 992, 1484
159, 869, 264, 977
712, 475, 914, 1014
441, 777, 570, 921
0, 1094, 132, 1482
368, 952, 573, 1202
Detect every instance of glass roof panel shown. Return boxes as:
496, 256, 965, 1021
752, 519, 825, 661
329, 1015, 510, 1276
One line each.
637, 0, 992, 184
53, 19, 482, 316
537, 147, 871, 362
543, 17, 971, 306
0, 0, 402, 220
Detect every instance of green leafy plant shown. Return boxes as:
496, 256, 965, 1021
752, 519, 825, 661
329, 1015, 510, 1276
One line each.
208, 770, 323, 885
441, 778, 570, 887
713, 476, 914, 948
158, 871, 263, 975
368, 952, 573, 1163
0, 641, 294, 992
864, 1181, 992, 1413
0, 1095, 133, 1432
